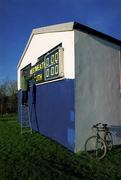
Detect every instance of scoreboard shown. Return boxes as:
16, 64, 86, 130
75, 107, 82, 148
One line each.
29, 45, 64, 84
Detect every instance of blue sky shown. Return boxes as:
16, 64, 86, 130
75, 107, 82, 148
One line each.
0, 0, 121, 82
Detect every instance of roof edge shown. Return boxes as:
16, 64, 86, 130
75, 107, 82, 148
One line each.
32, 21, 75, 35
73, 22, 121, 46
17, 21, 121, 69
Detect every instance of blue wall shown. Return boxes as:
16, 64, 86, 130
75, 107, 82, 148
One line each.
18, 79, 75, 151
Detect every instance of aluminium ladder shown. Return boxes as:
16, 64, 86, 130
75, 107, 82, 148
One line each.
20, 104, 32, 134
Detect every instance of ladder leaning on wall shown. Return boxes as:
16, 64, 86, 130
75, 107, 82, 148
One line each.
20, 104, 32, 134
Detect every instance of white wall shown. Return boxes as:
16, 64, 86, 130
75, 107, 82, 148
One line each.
75, 30, 121, 152
18, 31, 75, 90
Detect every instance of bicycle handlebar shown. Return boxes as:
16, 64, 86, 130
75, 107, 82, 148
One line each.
92, 123, 109, 130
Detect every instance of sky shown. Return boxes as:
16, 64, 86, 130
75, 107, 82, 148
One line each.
0, 0, 121, 82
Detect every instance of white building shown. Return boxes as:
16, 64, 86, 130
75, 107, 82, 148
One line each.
17, 22, 121, 152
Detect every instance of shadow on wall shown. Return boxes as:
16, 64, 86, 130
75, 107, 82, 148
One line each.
110, 126, 121, 138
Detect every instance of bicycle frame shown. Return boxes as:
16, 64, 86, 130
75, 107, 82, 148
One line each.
93, 123, 113, 150
85, 123, 112, 159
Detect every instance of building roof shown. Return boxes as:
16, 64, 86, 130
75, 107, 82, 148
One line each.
18, 21, 121, 68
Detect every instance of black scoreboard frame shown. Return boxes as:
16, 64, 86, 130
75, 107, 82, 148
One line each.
21, 43, 64, 85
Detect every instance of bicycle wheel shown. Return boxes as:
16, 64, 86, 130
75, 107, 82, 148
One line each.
104, 132, 113, 151
85, 136, 107, 159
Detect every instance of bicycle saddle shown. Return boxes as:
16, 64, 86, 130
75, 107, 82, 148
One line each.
93, 123, 101, 128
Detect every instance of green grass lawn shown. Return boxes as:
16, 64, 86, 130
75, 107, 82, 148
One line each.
0, 115, 121, 180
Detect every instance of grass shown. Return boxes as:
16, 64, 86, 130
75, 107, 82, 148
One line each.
0, 115, 121, 180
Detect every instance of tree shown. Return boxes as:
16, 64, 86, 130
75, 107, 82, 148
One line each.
7, 80, 17, 113
0, 83, 8, 114
0, 79, 17, 114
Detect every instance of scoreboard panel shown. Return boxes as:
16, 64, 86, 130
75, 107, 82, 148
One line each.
29, 44, 64, 84
44, 48, 60, 81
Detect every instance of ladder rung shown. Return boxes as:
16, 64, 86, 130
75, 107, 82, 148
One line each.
22, 126, 30, 128
20, 104, 32, 134
22, 121, 30, 124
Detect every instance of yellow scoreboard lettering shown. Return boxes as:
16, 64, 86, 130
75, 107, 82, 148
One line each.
55, 52, 59, 63
51, 54, 55, 65
36, 74, 43, 82
35, 64, 40, 71
55, 65, 59, 75
45, 58, 49, 68
30, 67, 36, 75
30, 62, 44, 76
46, 69, 49, 77
51, 67, 54, 76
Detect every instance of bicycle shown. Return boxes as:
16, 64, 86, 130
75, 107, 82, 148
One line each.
85, 123, 113, 159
